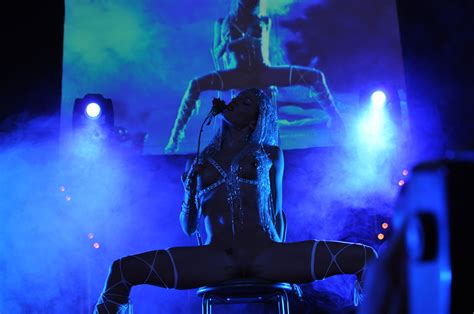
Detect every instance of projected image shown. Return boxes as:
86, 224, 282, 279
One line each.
62, 0, 405, 154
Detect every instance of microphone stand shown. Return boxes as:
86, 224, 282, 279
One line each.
193, 97, 227, 246
196, 113, 213, 166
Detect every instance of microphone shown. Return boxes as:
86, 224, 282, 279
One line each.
210, 97, 233, 117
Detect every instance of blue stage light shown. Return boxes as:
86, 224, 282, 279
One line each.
85, 102, 101, 119
371, 90, 387, 109
356, 88, 395, 150
72, 94, 114, 131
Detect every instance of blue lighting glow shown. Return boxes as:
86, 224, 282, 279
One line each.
85, 102, 101, 119
371, 90, 387, 109
357, 106, 387, 149
356, 89, 396, 151
440, 269, 452, 283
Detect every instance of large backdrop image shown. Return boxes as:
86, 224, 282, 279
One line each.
61, 0, 405, 154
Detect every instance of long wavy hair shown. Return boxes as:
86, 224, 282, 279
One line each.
229, 0, 265, 17
204, 88, 279, 155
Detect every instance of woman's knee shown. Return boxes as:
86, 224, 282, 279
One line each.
309, 68, 325, 84
109, 257, 134, 282
109, 258, 122, 275
353, 244, 378, 267
365, 245, 378, 261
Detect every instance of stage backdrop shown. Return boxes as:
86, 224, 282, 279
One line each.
61, 0, 406, 154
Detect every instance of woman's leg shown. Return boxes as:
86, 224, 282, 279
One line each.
252, 240, 377, 284
165, 68, 254, 153
256, 66, 345, 131
95, 245, 236, 313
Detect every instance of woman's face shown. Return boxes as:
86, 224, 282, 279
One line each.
222, 90, 260, 130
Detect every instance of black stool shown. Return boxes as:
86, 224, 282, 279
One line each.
197, 278, 293, 314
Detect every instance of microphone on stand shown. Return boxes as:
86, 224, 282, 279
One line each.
210, 97, 234, 117
197, 97, 233, 160
194, 97, 233, 246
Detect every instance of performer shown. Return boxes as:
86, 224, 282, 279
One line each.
95, 89, 376, 313
165, 0, 344, 153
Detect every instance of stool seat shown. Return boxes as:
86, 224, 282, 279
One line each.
197, 278, 292, 298
197, 278, 293, 313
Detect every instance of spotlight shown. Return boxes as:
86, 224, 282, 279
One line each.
359, 84, 402, 125
356, 84, 403, 150
85, 102, 101, 119
73, 94, 114, 131
370, 90, 387, 109
72, 93, 147, 155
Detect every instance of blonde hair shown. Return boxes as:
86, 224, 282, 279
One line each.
204, 88, 279, 155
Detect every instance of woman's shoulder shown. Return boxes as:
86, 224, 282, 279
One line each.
184, 155, 198, 172
259, 16, 271, 25
263, 145, 283, 163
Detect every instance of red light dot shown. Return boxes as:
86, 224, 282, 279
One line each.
87, 233, 94, 239
398, 179, 405, 186
65, 195, 72, 201
377, 233, 385, 240
93, 242, 100, 249
402, 169, 408, 176
60, 186, 66, 192
382, 222, 389, 229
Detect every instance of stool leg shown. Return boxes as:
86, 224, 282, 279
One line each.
277, 294, 284, 314
202, 294, 212, 314
279, 291, 289, 314
277, 294, 283, 314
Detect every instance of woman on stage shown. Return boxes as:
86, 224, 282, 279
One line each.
95, 88, 375, 313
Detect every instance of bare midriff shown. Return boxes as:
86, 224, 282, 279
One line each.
202, 188, 274, 248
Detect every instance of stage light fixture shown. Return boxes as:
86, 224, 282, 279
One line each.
356, 84, 404, 149
72, 94, 114, 131
85, 102, 101, 119
359, 84, 402, 125
72, 93, 147, 155
370, 90, 387, 109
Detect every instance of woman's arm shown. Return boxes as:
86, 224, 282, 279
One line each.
260, 16, 271, 64
269, 146, 284, 241
179, 157, 201, 236
213, 18, 227, 59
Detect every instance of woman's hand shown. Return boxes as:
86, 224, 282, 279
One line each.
181, 162, 203, 197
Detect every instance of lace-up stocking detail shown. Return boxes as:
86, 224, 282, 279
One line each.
288, 66, 336, 110
310, 240, 371, 281
95, 250, 177, 313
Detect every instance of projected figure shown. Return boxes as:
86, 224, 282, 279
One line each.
95, 89, 376, 313
165, 0, 344, 153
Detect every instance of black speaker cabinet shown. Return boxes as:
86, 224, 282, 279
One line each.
361, 156, 473, 314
